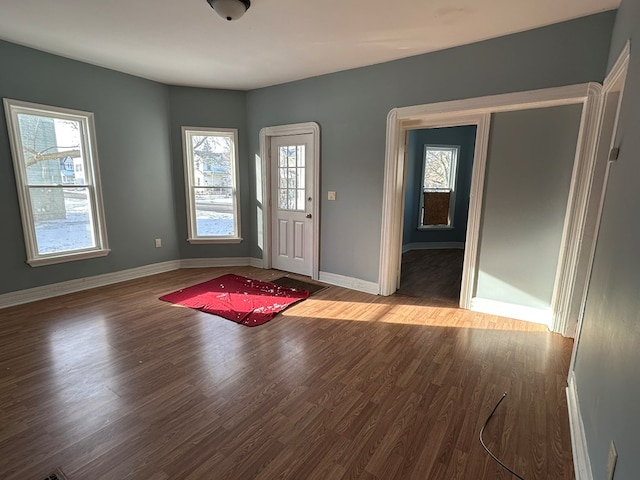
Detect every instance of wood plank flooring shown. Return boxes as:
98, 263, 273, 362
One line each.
0, 267, 575, 479
397, 249, 464, 305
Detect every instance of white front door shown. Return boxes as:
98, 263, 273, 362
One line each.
271, 134, 314, 276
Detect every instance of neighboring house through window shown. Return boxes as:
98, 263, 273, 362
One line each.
3, 98, 109, 266
419, 145, 459, 229
182, 127, 241, 243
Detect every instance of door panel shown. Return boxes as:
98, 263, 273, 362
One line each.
271, 134, 314, 275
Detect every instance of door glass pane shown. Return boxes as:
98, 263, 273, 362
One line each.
277, 144, 306, 211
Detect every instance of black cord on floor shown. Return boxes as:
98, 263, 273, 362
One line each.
479, 392, 526, 480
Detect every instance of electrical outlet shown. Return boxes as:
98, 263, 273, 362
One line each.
328, 191, 336, 201
155, 238, 162, 248
607, 440, 618, 480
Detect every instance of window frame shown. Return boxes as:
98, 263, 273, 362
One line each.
418, 144, 460, 230
3, 98, 110, 267
182, 126, 242, 244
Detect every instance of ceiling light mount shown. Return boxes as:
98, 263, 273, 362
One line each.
207, 0, 251, 21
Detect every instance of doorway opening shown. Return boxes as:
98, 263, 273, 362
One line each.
397, 125, 477, 306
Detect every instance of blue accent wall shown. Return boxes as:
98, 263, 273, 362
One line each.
402, 126, 476, 247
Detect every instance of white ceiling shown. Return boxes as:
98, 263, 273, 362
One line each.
0, 0, 619, 90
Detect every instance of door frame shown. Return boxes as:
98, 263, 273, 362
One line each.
379, 83, 602, 333
259, 122, 320, 280
569, 42, 630, 370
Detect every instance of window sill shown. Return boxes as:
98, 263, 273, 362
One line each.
27, 248, 111, 267
417, 226, 454, 231
187, 237, 243, 245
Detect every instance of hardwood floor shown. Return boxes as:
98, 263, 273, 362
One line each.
398, 249, 464, 306
0, 267, 575, 479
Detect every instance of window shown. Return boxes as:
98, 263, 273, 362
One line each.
419, 145, 459, 229
3, 98, 109, 266
182, 127, 241, 243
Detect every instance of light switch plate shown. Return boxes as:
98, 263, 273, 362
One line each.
328, 191, 336, 201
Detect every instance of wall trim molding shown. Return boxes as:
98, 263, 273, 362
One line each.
0, 260, 181, 309
550, 83, 603, 337
469, 297, 553, 327
567, 372, 593, 480
402, 242, 464, 253
318, 271, 379, 295
179, 257, 261, 268
379, 83, 599, 322
0, 257, 267, 309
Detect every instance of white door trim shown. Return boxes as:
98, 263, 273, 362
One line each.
259, 122, 320, 280
379, 83, 602, 328
569, 42, 630, 372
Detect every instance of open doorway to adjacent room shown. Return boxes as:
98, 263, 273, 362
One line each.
397, 125, 476, 305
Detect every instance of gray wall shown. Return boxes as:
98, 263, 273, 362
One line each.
0, 11, 616, 296
475, 106, 582, 309
402, 126, 476, 246
247, 12, 615, 283
0, 40, 179, 295
573, 0, 640, 478
167, 86, 250, 259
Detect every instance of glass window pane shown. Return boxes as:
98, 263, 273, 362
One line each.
287, 147, 297, 167
287, 190, 296, 210
279, 189, 288, 209
297, 167, 305, 191
31, 187, 96, 254
279, 147, 287, 167
424, 148, 454, 190
297, 189, 305, 210
17, 113, 85, 187
194, 187, 234, 236
287, 168, 297, 188
297, 146, 305, 167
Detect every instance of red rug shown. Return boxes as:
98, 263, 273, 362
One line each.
159, 274, 310, 326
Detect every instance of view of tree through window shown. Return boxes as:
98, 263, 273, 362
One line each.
183, 128, 240, 241
423, 147, 456, 190
4, 99, 109, 265
420, 145, 459, 228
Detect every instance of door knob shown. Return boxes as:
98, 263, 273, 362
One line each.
305, 213, 312, 218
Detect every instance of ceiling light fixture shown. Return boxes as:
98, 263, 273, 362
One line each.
207, 0, 251, 21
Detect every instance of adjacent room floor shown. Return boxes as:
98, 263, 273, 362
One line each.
0, 266, 574, 479
397, 248, 465, 306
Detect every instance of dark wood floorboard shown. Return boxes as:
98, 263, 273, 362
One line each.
0, 266, 574, 479
398, 249, 464, 306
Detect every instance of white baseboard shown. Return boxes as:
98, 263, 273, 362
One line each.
402, 242, 465, 253
318, 271, 379, 295
567, 372, 593, 480
470, 297, 553, 327
0, 260, 182, 309
179, 257, 262, 268
0, 257, 267, 310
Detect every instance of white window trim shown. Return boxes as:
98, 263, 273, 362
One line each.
182, 126, 242, 244
418, 144, 459, 230
3, 98, 110, 267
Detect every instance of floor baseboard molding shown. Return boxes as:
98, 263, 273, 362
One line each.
318, 271, 379, 295
402, 242, 465, 253
470, 297, 553, 327
0, 260, 182, 309
180, 257, 262, 268
567, 372, 593, 480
